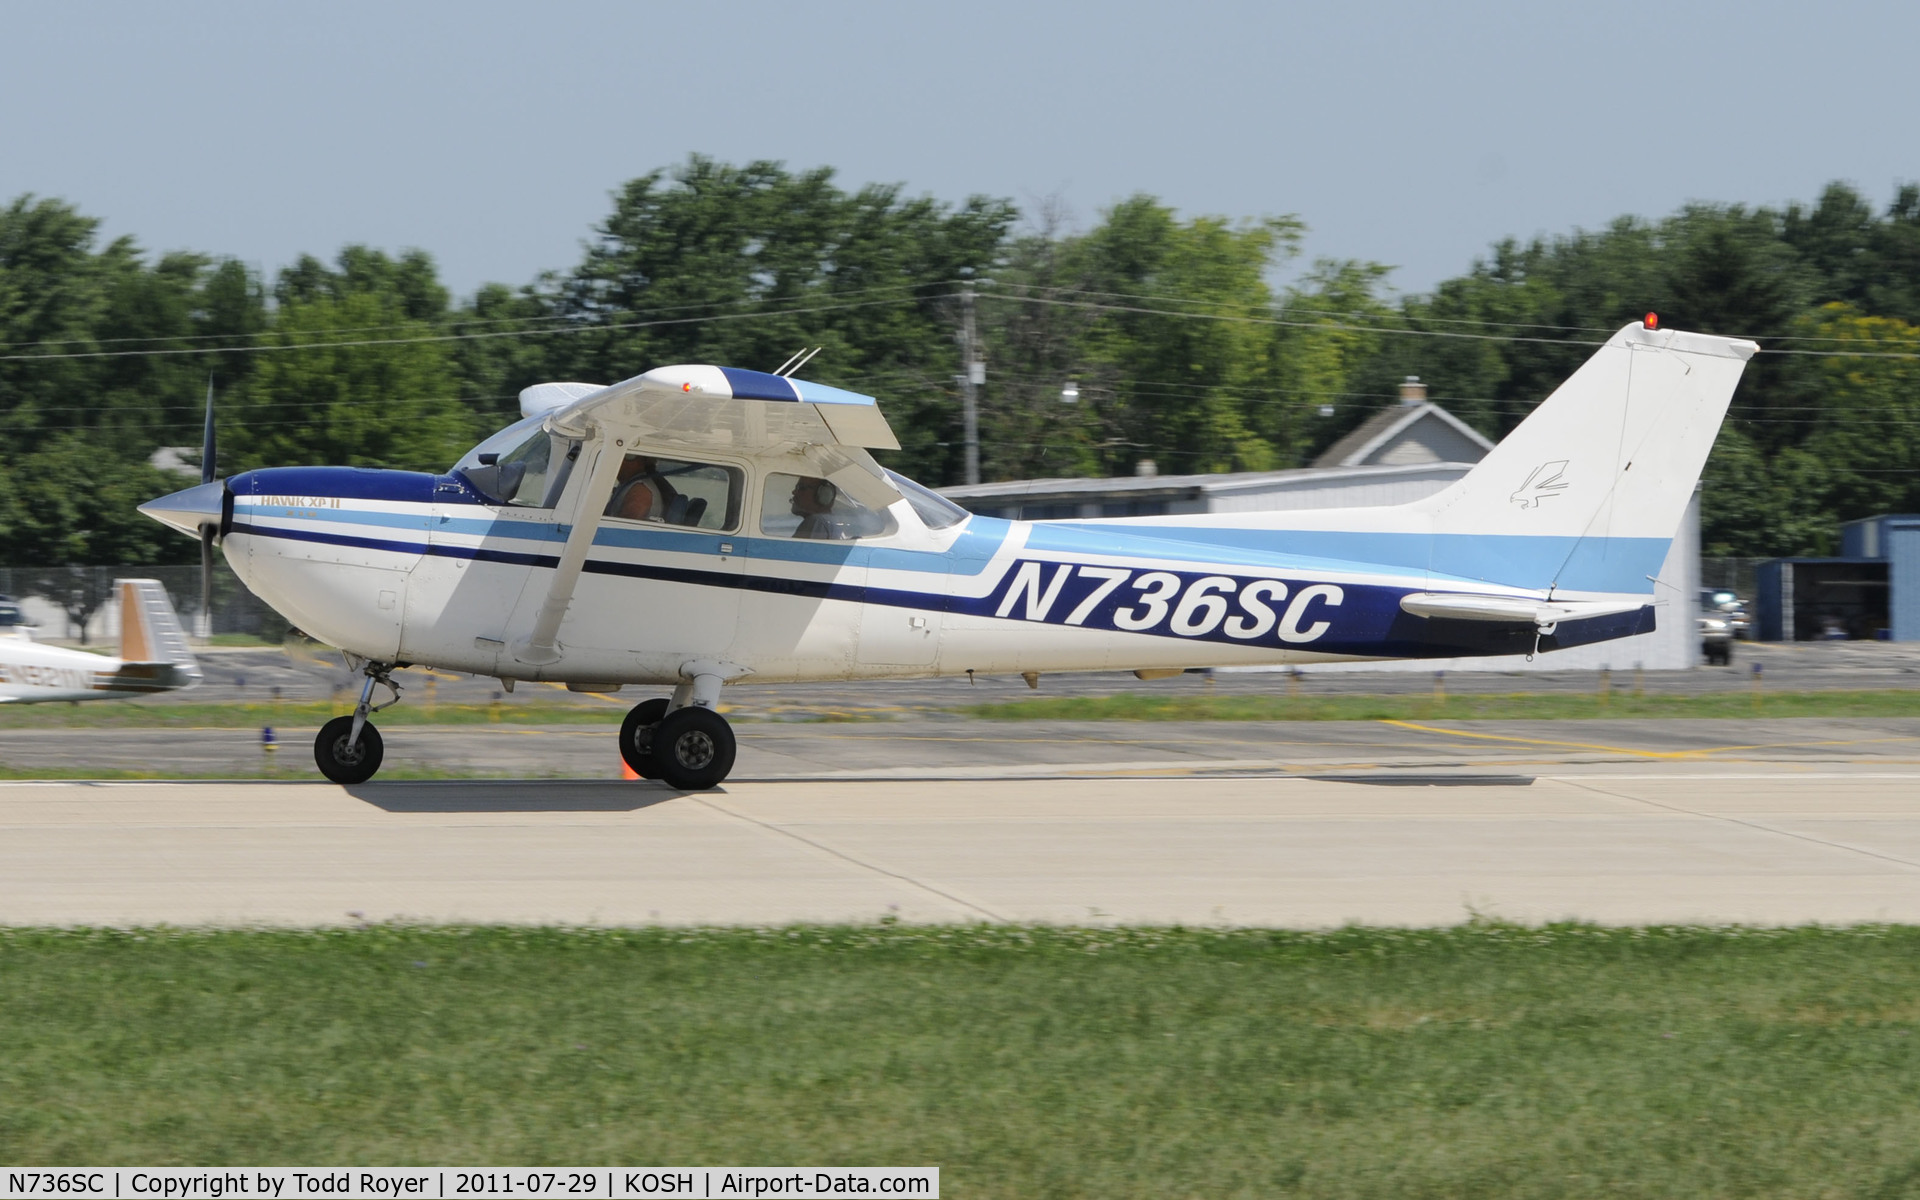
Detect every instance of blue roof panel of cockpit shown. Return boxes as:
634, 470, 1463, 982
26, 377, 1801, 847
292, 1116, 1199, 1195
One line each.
711, 367, 876, 407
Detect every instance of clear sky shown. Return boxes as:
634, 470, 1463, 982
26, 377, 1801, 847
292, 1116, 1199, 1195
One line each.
4, 0, 1913, 303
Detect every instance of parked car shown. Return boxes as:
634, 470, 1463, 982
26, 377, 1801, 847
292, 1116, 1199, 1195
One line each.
1699, 588, 1751, 639
1699, 608, 1735, 665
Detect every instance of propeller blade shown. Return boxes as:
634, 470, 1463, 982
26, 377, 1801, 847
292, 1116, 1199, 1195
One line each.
200, 527, 214, 635
201, 376, 217, 486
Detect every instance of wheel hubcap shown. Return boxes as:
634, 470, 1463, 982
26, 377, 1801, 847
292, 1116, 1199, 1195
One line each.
673, 731, 715, 770
332, 737, 364, 765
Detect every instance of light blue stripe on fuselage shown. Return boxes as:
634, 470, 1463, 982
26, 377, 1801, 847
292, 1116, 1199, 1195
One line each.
1042, 524, 1671, 594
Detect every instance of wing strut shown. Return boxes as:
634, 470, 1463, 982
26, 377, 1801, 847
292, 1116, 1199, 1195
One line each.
513, 435, 627, 666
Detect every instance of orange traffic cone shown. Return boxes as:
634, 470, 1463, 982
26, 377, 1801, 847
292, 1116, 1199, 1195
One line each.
621, 757, 640, 781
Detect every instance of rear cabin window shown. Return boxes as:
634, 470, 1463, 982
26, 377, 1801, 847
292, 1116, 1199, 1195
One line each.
604, 455, 743, 531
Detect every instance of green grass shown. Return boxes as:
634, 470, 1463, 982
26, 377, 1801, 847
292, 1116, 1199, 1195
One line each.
3, 924, 1919, 1195
961, 687, 1920, 722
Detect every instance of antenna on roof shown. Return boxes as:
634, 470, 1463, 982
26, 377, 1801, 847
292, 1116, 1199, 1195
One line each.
776, 347, 823, 377
771, 348, 808, 376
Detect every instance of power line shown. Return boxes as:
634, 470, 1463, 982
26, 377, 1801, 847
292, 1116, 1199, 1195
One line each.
0, 280, 948, 352
0, 294, 956, 363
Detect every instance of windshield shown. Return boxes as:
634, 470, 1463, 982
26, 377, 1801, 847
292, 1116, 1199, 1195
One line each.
884, 469, 970, 530
454, 416, 580, 507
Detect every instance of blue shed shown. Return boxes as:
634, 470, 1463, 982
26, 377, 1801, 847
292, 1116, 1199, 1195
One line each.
1755, 557, 1890, 641
1757, 513, 1920, 640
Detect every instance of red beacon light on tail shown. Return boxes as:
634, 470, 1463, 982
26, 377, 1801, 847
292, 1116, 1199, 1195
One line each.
1644, 312, 1659, 330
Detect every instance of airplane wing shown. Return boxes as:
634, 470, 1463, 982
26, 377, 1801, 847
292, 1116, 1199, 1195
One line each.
527, 365, 901, 454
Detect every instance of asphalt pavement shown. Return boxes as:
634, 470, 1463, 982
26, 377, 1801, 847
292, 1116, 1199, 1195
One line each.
4, 715, 1920, 780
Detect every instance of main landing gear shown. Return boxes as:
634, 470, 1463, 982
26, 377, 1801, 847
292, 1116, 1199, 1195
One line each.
315, 662, 400, 785
309, 660, 739, 790
619, 681, 737, 790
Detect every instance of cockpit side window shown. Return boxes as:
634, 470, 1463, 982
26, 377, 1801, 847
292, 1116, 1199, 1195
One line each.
761, 473, 896, 540
604, 455, 743, 531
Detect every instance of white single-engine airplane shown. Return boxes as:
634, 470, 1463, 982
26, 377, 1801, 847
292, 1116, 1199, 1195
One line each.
140, 318, 1754, 787
0, 580, 199, 703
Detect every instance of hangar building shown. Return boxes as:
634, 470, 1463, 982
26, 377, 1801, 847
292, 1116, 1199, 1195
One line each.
1754, 513, 1920, 641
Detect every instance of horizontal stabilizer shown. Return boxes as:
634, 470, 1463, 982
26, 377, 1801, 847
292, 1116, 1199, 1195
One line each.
1400, 591, 1652, 630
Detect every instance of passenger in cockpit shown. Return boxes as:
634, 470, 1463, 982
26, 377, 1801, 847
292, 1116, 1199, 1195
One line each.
790, 476, 850, 540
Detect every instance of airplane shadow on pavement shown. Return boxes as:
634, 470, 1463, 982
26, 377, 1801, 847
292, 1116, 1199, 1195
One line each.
346, 780, 696, 813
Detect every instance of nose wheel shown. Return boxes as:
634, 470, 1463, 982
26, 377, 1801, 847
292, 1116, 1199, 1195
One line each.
314, 662, 399, 785
621, 697, 736, 790
315, 715, 385, 784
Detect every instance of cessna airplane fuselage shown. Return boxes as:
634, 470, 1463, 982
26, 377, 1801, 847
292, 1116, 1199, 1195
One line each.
141, 321, 1757, 787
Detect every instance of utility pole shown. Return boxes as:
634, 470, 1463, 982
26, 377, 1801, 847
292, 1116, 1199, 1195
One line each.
960, 286, 982, 486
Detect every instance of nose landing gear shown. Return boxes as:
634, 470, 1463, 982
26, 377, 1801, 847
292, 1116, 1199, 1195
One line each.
315, 663, 400, 785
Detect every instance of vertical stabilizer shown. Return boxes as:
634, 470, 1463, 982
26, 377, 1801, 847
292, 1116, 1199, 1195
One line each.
1414, 322, 1757, 594
118, 579, 202, 686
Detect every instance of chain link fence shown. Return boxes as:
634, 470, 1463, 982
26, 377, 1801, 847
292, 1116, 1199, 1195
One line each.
0, 563, 281, 644
1699, 557, 1765, 602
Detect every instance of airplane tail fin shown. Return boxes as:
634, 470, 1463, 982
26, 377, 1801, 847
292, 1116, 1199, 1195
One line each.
117, 579, 202, 689
1408, 322, 1758, 595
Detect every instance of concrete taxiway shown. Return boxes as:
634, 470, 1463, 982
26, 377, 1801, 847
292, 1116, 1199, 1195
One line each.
3, 760, 1918, 928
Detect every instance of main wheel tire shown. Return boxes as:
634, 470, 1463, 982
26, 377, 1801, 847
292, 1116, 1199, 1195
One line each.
315, 715, 384, 784
619, 697, 670, 779
650, 706, 736, 791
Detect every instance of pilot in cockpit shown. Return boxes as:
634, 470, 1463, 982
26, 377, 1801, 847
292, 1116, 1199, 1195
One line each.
607, 455, 678, 521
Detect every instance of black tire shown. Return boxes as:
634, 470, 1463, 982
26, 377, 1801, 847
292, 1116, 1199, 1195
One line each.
315, 715, 384, 784
650, 706, 736, 790
619, 697, 671, 779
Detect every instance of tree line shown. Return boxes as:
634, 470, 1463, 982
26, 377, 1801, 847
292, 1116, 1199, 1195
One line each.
3, 155, 1918, 566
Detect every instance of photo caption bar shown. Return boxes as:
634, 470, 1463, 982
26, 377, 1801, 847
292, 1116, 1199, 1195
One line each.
0, 1171, 938, 1200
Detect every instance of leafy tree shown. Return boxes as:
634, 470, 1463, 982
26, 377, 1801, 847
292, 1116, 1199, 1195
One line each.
979, 197, 1300, 480
1269, 258, 1401, 462
549, 155, 1012, 483
228, 249, 475, 472
7, 433, 194, 568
